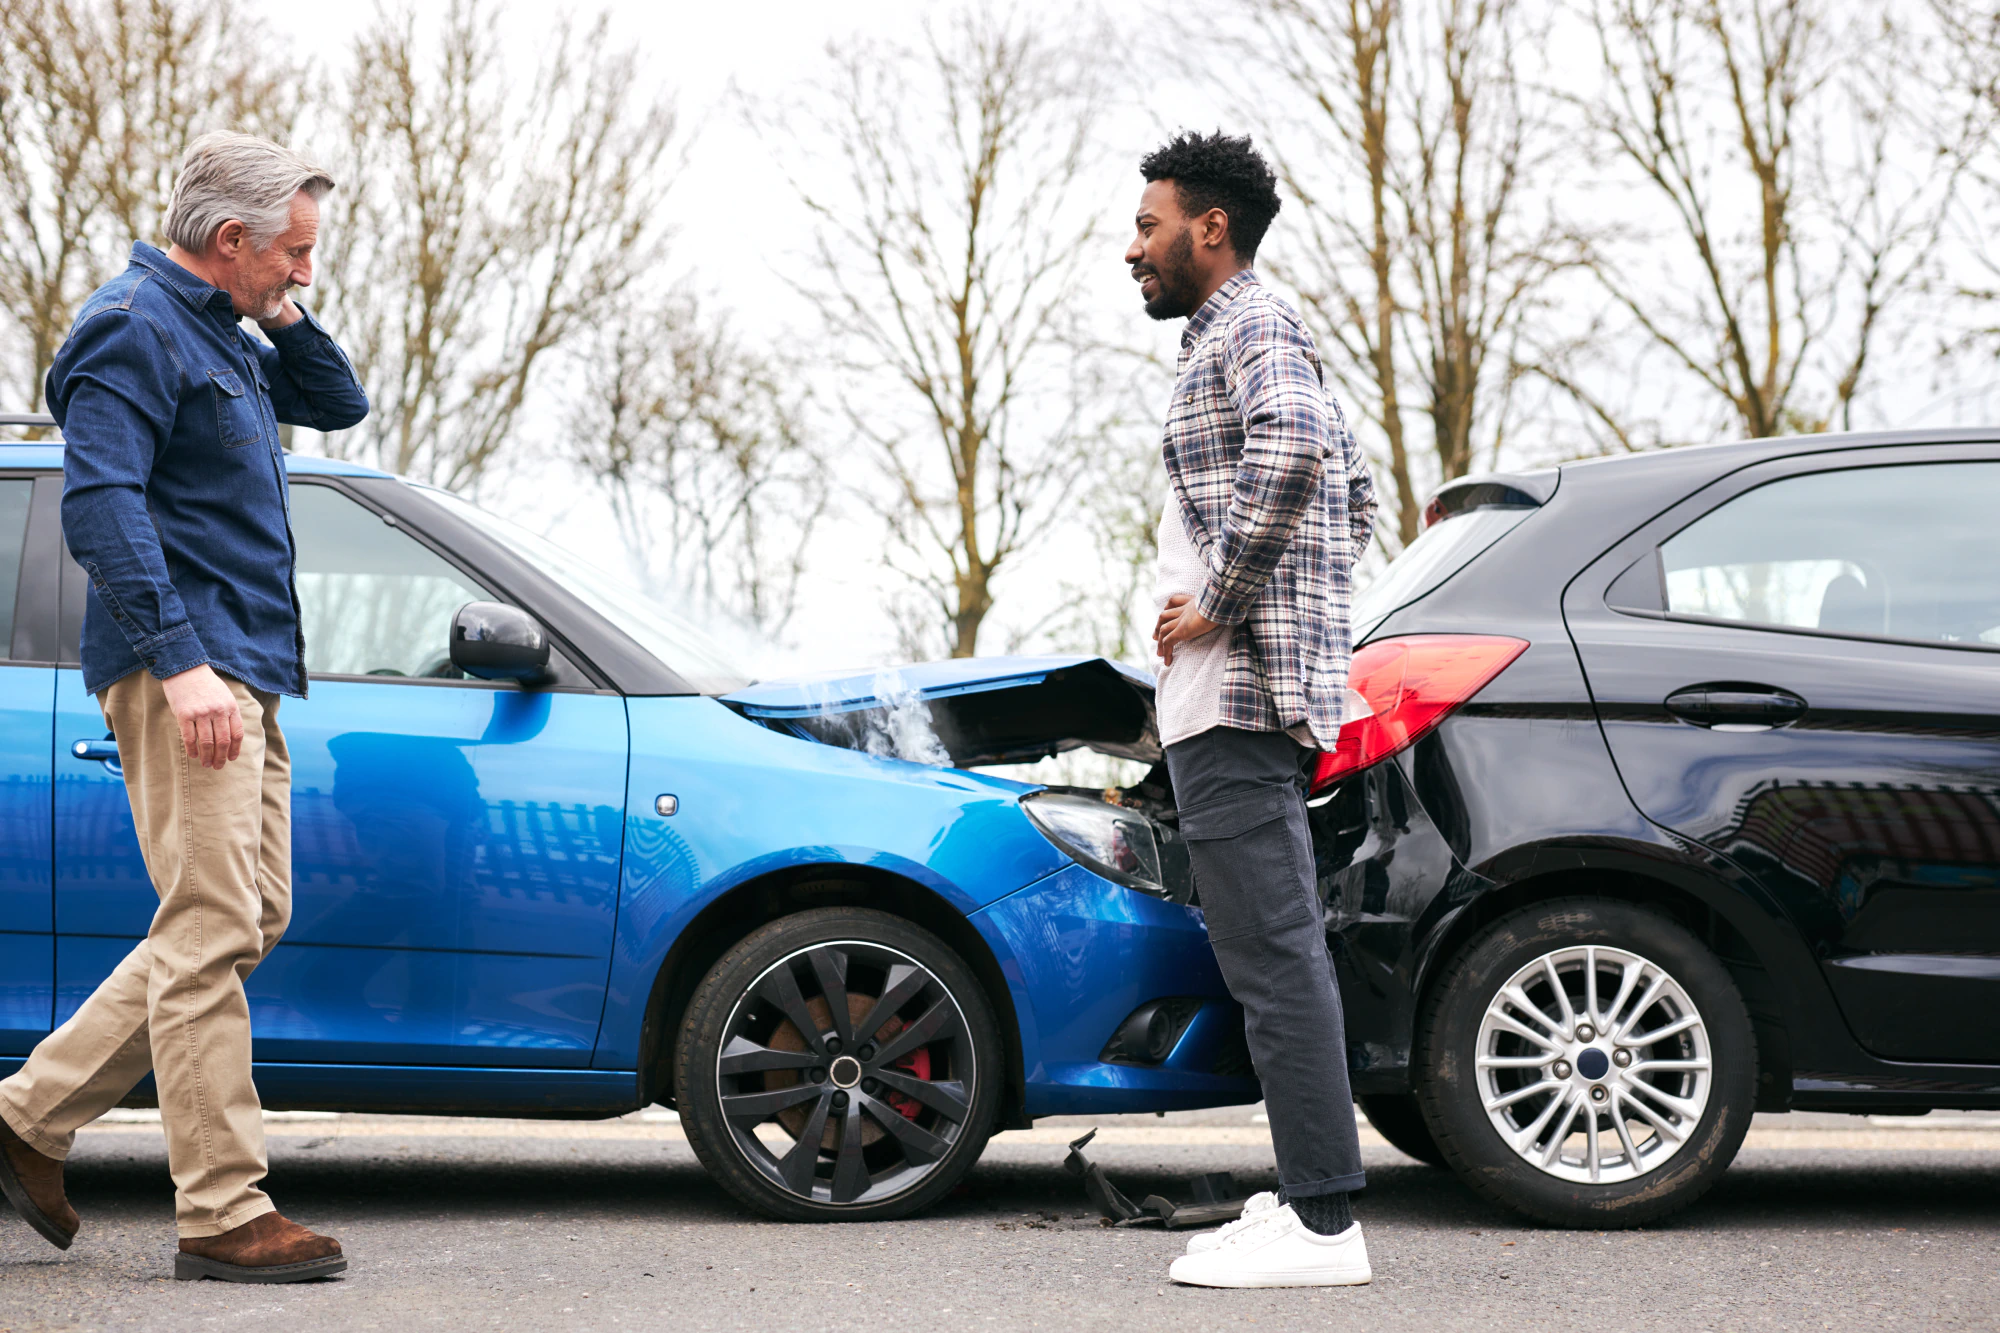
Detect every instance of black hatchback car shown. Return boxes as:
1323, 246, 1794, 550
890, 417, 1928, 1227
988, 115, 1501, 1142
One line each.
1304, 428, 2000, 1227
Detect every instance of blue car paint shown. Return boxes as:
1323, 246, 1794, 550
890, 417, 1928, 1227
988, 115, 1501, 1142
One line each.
0, 663, 53, 1055
968, 863, 1249, 1116
55, 669, 630, 1067
596, 695, 1067, 1069
1, 444, 1259, 1120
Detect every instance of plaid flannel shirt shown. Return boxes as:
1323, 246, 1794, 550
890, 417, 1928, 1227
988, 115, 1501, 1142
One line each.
1163, 270, 1377, 746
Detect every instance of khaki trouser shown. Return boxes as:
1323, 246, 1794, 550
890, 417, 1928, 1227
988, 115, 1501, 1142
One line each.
0, 671, 290, 1236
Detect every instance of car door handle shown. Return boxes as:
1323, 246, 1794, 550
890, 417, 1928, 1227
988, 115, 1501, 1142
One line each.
71, 738, 120, 763
1663, 684, 1808, 731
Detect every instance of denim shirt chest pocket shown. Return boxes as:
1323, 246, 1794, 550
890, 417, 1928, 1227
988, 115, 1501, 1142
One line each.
207, 368, 264, 448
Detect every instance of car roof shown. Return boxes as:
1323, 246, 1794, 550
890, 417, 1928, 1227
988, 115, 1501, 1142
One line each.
0, 439, 394, 479
1555, 426, 2000, 486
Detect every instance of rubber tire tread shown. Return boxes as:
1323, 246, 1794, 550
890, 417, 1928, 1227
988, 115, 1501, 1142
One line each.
1414, 895, 1755, 1228
675, 907, 1002, 1223
1357, 1093, 1447, 1168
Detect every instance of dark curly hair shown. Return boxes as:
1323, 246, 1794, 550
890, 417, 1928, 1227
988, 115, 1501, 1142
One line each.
1138, 130, 1282, 262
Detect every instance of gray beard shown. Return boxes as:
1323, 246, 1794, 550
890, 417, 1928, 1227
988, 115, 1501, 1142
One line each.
251, 286, 290, 321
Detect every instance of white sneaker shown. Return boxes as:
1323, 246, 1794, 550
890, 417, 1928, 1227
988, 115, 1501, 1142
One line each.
1184, 1191, 1281, 1253
1168, 1207, 1371, 1289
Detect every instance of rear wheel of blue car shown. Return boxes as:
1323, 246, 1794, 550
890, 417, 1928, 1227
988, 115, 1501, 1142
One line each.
676, 908, 1002, 1222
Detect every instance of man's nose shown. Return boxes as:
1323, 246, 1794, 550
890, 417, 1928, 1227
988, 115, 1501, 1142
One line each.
1124, 236, 1143, 264
293, 256, 314, 288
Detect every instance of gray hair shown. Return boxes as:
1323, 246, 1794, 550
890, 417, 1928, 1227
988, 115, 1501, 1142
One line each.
162, 132, 336, 253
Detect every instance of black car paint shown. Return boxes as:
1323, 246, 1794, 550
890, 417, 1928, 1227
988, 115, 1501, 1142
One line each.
1315, 429, 2000, 1113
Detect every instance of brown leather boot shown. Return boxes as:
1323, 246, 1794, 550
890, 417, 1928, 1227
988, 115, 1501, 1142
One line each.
0, 1116, 78, 1250
175, 1211, 346, 1283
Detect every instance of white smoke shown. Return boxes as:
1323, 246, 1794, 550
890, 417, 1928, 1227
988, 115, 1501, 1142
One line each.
852, 669, 951, 767
795, 667, 952, 767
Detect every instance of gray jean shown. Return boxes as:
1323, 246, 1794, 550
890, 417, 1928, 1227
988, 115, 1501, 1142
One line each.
1166, 725, 1366, 1197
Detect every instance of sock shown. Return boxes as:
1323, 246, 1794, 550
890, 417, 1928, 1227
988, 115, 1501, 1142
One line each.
1284, 1189, 1353, 1236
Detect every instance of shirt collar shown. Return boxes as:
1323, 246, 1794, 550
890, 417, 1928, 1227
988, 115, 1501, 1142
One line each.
129, 242, 237, 317
1181, 268, 1260, 349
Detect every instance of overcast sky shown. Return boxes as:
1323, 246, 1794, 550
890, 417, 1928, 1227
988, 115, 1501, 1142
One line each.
257, 1, 1993, 679
263, 0, 1227, 677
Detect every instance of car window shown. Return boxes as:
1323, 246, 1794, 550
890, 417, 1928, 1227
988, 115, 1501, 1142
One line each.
1354, 506, 1536, 639
1658, 461, 2000, 648
0, 478, 31, 655
414, 484, 754, 693
291, 483, 496, 678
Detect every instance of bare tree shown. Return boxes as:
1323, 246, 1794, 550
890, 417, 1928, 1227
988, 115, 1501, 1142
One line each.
309, 0, 678, 490
1220, 0, 1571, 549
763, 7, 1112, 658
570, 296, 826, 637
1933, 0, 2000, 359
1564, 0, 1965, 442
0, 0, 296, 411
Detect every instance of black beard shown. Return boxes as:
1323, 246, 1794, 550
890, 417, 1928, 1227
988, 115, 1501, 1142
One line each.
1137, 226, 1200, 321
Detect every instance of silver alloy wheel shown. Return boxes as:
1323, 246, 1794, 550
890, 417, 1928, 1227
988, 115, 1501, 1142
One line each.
1474, 944, 1712, 1185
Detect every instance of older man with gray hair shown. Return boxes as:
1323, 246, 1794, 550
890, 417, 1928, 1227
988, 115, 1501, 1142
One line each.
0, 132, 367, 1283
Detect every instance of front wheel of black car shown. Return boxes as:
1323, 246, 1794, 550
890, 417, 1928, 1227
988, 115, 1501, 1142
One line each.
1415, 896, 1755, 1228
676, 908, 1002, 1222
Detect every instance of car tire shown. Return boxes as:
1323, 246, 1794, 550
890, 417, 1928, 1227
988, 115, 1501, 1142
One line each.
1415, 895, 1755, 1228
676, 907, 1002, 1222
1357, 1094, 1446, 1167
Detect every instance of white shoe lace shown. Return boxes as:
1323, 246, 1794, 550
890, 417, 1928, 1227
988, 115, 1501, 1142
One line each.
1199, 1191, 1279, 1247
1215, 1202, 1299, 1251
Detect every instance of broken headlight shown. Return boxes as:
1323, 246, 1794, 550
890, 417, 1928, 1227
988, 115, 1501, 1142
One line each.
1021, 792, 1167, 897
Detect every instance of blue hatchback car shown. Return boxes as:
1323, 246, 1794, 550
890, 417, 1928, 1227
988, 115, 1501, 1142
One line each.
0, 440, 1254, 1220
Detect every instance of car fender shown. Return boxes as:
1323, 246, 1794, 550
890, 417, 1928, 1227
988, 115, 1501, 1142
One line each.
592, 696, 1066, 1070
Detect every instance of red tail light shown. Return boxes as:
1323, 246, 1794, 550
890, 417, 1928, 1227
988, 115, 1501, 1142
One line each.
1310, 635, 1528, 792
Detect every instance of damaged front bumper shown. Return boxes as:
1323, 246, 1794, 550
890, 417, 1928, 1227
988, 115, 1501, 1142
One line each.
968, 862, 1258, 1118
729, 654, 1260, 1115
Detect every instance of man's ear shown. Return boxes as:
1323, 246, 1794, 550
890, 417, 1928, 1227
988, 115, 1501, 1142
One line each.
213, 219, 247, 259
1199, 207, 1231, 254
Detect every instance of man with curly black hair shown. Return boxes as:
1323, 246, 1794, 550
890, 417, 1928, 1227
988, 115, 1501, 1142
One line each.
1127, 130, 1378, 1289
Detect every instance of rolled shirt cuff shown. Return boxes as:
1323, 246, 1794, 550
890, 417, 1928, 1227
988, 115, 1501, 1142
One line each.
1194, 576, 1253, 628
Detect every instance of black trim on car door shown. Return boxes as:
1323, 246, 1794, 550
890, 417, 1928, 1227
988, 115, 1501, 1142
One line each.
10, 473, 60, 665
334, 475, 694, 696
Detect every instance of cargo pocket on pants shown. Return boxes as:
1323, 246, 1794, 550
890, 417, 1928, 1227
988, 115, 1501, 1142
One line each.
1178, 785, 1315, 942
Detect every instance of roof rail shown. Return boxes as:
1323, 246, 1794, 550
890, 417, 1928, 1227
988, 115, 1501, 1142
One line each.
0, 412, 58, 443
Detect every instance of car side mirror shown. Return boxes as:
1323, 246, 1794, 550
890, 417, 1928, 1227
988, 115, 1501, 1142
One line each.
450, 601, 551, 683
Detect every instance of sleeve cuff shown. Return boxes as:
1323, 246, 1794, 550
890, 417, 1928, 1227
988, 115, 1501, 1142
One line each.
1195, 578, 1252, 628
266, 302, 360, 379
262, 302, 324, 344
134, 624, 211, 680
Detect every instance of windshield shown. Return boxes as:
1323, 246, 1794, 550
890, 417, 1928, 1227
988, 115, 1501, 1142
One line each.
1353, 506, 1536, 638
416, 485, 754, 694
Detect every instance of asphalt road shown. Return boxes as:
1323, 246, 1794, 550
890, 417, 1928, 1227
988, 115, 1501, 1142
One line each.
0, 1107, 1995, 1332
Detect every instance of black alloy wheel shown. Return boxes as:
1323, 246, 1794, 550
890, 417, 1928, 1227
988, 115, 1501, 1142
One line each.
1357, 1093, 1446, 1167
676, 908, 1001, 1222
1415, 896, 1756, 1228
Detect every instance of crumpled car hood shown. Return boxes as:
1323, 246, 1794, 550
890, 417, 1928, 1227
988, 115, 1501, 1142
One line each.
721, 654, 1161, 768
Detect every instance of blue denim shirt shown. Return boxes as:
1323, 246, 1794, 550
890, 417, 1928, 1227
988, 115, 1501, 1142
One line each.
49, 243, 370, 698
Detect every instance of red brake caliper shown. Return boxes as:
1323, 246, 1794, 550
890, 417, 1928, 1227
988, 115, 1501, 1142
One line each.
886, 1046, 931, 1120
